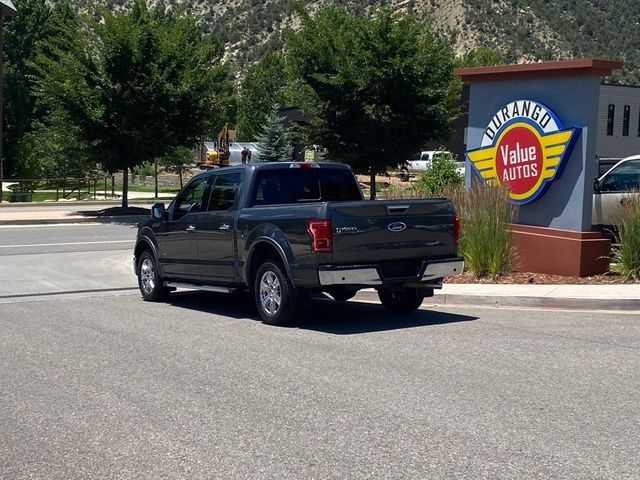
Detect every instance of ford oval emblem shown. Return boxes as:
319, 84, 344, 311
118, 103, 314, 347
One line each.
387, 222, 407, 232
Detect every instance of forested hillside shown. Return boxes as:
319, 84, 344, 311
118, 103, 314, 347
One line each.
462, 0, 640, 84
67, 0, 640, 83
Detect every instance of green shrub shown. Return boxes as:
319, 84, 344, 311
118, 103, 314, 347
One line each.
7, 183, 32, 203
614, 194, 640, 280
415, 152, 464, 197
132, 161, 155, 176
448, 183, 518, 278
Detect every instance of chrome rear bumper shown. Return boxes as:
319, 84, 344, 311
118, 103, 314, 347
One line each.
318, 258, 464, 286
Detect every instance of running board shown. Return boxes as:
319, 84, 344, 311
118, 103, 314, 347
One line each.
164, 282, 237, 294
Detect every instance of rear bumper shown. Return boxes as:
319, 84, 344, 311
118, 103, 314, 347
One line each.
318, 258, 464, 287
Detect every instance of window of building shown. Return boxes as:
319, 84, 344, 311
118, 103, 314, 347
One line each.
622, 105, 630, 137
607, 104, 615, 136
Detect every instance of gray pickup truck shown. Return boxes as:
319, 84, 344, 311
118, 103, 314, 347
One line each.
134, 162, 463, 326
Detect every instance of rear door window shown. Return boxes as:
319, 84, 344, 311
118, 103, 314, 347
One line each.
251, 168, 362, 206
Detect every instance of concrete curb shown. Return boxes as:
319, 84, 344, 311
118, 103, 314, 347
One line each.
0, 200, 171, 208
0, 215, 148, 226
355, 290, 640, 312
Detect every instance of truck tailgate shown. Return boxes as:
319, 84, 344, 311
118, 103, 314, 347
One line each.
329, 200, 456, 265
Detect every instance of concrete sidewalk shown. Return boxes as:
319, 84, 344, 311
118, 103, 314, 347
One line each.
1, 202, 639, 312
0, 201, 156, 225
356, 283, 640, 312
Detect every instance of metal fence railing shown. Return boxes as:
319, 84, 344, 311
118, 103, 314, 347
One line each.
0, 176, 117, 203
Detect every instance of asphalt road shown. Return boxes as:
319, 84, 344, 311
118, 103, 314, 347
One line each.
0, 223, 138, 301
1, 224, 639, 479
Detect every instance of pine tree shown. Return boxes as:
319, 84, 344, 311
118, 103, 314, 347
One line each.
255, 105, 293, 163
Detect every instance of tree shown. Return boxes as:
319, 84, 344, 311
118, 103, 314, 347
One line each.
236, 51, 288, 140
286, 6, 460, 198
255, 104, 292, 163
33, 0, 233, 206
3, 0, 75, 177
159, 146, 193, 189
13, 108, 93, 179
456, 46, 502, 68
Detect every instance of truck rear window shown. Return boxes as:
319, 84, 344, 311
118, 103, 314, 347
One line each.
251, 168, 362, 206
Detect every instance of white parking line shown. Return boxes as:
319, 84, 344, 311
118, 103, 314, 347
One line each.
0, 240, 133, 248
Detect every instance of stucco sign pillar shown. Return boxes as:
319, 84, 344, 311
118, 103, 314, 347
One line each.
454, 59, 622, 276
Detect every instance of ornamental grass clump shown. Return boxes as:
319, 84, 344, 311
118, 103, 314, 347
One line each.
614, 193, 640, 280
448, 183, 518, 278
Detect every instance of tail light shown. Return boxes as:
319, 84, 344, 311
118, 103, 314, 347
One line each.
307, 220, 333, 253
454, 215, 460, 245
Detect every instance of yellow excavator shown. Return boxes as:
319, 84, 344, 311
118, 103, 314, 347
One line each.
198, 123, 237, 169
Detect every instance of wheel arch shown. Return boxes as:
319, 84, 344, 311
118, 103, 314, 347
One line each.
134, 235, 160, 272
245, 239, 292, 289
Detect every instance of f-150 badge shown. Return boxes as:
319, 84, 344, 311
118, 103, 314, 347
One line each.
465, 100, 580, 204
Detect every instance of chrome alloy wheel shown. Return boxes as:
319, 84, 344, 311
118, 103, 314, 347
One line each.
259, 270, 282, 316
140, 258, 156, 294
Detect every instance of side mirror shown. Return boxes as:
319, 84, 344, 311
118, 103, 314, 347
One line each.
151, 202, 166, 220
593, 177, 601, 193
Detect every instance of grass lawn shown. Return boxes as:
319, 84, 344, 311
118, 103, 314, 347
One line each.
6, 191, 96, 202
115, 184, 182, 193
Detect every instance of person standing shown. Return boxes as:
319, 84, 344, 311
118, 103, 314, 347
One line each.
241, 147, 249, 164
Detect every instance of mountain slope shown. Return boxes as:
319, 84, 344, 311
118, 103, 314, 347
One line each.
70, 0, 640, 83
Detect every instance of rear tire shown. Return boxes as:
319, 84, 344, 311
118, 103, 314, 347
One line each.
254, 260, 305, 326
378, 287, 424, 314
399, 168, 410, 182
137, 250, 170, 302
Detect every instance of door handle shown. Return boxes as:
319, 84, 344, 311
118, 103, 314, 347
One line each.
186, 225, 197, 232
219, 224, 231, 231
387, 204, 410, 214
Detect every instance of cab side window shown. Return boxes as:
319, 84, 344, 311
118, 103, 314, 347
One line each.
173, 177, 208, 220
601, 160, 640, 192
208, 172, 242, 211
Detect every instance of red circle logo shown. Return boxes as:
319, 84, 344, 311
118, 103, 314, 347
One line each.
495, 127, 543, 196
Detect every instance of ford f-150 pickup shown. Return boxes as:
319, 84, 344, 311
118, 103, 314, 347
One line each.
134, 162, 463, 326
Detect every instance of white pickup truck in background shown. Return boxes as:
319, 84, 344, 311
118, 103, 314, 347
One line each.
398, 150, 465, 181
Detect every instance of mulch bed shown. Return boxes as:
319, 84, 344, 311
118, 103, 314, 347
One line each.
77, 206, 151, 216
446, 271, 637, 285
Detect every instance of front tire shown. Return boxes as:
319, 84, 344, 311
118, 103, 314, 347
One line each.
254, 260, 304, 326
378, 287, 424, 314
137, 250, 170, 302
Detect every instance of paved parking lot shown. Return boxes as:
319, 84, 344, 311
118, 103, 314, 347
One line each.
1, 222, 639, 479
1, 291, 639, 479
